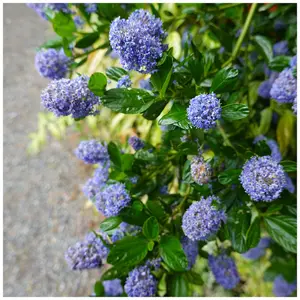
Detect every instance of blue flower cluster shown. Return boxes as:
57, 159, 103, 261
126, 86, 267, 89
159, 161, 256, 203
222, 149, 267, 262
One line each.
253, 135, 282, 162
27, 3, 71, 20
74, 15, 85, 29
116, 75, 132, 88
182, 196, 226, 241
273, 40, 289, 56
139, 79, 152, 90
95, 183, 131, 217
208, 253, 240, 290
187, 93, 222, 130
75, 140, 109, 164
146, 257, 162, 270
35, 48, 70, 80
84, 3, 97, 14
119, 222, 141, 235
103, 279, 123, 296
41, 75, 100, 118
128, 136, 145, 151
190, 155, 212, 185
292, 97, 297, 115
124, 265, 157, 297
181, 236, 198, 270
273, 275, 297, 297
284, 173, 295, 194
240, 156, 286, 202
258, 70, 278, 99
109, 9, 168, 74
242, 237, 271, 260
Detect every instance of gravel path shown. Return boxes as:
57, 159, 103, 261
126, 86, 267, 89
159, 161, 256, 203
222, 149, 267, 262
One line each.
4, 4, 102, 296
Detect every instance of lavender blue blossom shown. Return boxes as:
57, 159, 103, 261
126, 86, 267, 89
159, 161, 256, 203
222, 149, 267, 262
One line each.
35, 48, 70, 80
181, 236, 198, 270
270, 68, 297, 103
208, 253, 240, 289
96, 183, 131, 217
191, 156, 212, 185
258, 80, 273, 99
75, 140, 109, 164
284, 173, 295, 193
128, 136, 145, 151
124, 265, 157, 297
273, 41, 289, 56
119, 222, 141, 235
84, 3, 97, 14
242, 237, 271, 260
182, 196, 226, 241
129, 176, 138, 184
254, 135, 282, 162
274, 19, 287, 31
290, 55, 297, 68
146, 258, 162, 270
116, 75, 132, 88
240, 156, 286, 202
85, 231, 109, 260
74, 15, 85, 28
41, 75, 100, 118
27, 3, 71, 20
103, 279, 123, 296
187, 93, 222, 130
139, 79, 152, 90
292, 97, 297, 115
111, 229, 125, 243
159, 185, 168, 194
273, 275, 297, 297
109, 9, 168, 74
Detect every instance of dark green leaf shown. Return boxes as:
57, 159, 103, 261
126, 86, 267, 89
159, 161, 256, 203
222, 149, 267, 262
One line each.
121, 154, 134, 172
88, 72, 107, 96
277, 111, 295, 156
142, 100, 168, 120
159, 235, 188, 271
146, 200, 167, 221
167, 274, 188, 297
120, 203, 149, 226
101, 89, 155, 114
253, 35, 273, 63
269, 56, 291, 72
210, 67, 239, 93
280, 160, 297, 172
51, 12, 76, 37
246, 217, 261, 249
264, 215, 296, 253
38, 36, 64, 49
106, 67, 128, 81
108, 142, 122, 170
188, 57, 203, 85
143, 216, 159, 240
134, 150, 158, 162
177, 142, 198, 155
184, 271, 204, 285
62, 37, 72, 57
75, 32, 99, 49
218, 169, 241, 185
94, 281, 104, 296
210, 24, 233, 52
100, 216, 122, 232
266, 204, 283, 215
222, 103, 249, 121
101, 265, 132, 280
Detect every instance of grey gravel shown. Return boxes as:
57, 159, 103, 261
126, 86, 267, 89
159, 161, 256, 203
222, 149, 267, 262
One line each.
4, 4, 102, 296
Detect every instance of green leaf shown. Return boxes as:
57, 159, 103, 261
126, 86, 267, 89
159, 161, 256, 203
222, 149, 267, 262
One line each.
101, 266, 132, 280
269, 56, 291, 72
159, 235, 188, 271
94, 281, 104, 296
167, 274, 188, 297
106, 67, 128, 81
280, 160, 297, 172
148, 240, 155, 251
264, 215, 296, 253
142, 100, 168, 120
258, 107, 273, 135
75, 32, 99, 49
101, 89, 155, 114
100, 216, 122, 232
120, 203, 149, 226
210, 67, 239, 93
188, 57, 203, 85
121, 154, 134, 172
246, 217, 261, 249
62, 37, 72, 57
107, 236, 149, 266
218, 169, 241, 185
277, 111, 295, 156
134, 150, 158, 162
184, 271, 204, 285
146, 200, 167, 221
222, 103, 249, 121
143, 216, 159, 240
51, 12, 76, 38
253, 35, 273, 63
108, 142, 122, 170
266, 204, 283, 215
88, 72, 107, 96
177, 142, 198, 155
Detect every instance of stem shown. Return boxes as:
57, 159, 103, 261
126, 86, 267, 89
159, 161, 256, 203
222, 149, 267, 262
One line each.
74, 44, 105, 59
217, 121, 235, 150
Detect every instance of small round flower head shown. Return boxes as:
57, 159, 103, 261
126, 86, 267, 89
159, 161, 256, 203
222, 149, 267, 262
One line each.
284, 173, 295, 193
128, 136, 145, 151
242, 237, 271, 260
103, 279, 123, 296
85, 231, 109, 260
187, 93, 222, 130
74, 15, 85, 28
124, 265, 157, 297
139, 79, 152, 90
35, 48, 70, 80
273, 275, 297, 297
273, 40, 289, 56
181, 236, 198, 270
182, 196, 226, 241
109, 9, 168, 74
290, 55, 297, 68
292, 97, 297, 115
146, 258, 162, 270
240, 156, 286, 202
191, 156, 212, 185
119, 222, 141, 235
75, 140, 109, 164
96, 183, 131, 217
116, 75, 132, 88
84, 3, 97, 14
270, 68, 297, 103
41, 75, 100, 118
111, 229, 125, 243
208, 252, 240, 289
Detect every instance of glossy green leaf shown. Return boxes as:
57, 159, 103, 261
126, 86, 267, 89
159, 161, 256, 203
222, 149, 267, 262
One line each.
94, 281, 104, 296
101, 265, 132, 280
218, 169, 241, 185
210, 67, 239, 93
106, 67, 128, 81
253, 35, 273, 63
184, 271, 204, 285
52, 12, 76, 37
269, 55, 291, 72
146, 200, 167, 221
88, 72, 107, 96
280, 160, 297, 172
167, 274, 188, 297
108, 142, 122, 170
75, 32, 99, 49
246, 217, 261, 249
277, 111, 295, 156
142, 100, 168, 120
100, 216, 122, 232
222, 103, 249, 121
258, 107, 273, 135
143, 216, 159, 240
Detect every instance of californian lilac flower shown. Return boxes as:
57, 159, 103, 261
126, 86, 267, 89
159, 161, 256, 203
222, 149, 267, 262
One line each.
74, 15, 85, 28
111, 229, 124, 243
187, 93, 222, 130
128, 136, 145, 151
109, 9, 168, 74
119, 222, 141, 235
273, 40, 289, 56
240, 156, 286, 202
41, 75, 100, 118
159, 185, 168, 195
82, 178, 101, 200
146, 258, 162, 270
274, 19, 287, 31
290, 55, 297, 68
124, 265, 157, 297
96, 183, 131, 217
27, 3, 71, 20
253, 135, 282, 162
75, 140, 109, 164
270, 68, 297, 103
103, 279, 123, 296
139, 79, 152, 90
116, 75, 132, 88
190, 156, 212, 185
182, 196, 226, 241
258, 80, 273, 99
84, 3, 97, 14
292, 97, 297, 115
208, 253, 240, 289
181, 236, 198, 270
129, 176, 138, 184
85, 231, 109, 260
219, 47, 225, 54
35, 48, 70, 80
284, 173, 295, 193
273, 275, 297, 297
242, 237, 271, 260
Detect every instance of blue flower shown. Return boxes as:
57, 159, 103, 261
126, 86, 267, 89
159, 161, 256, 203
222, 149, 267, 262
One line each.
273, 40, 289, 56
240, 156, 286, 202
181, 236, 198, 270
116, 75, 132, 88
128, 136, 145, 151
103, 279, 123, 296
242, 237, 271, 260
292, 97, 297, 115
124, 265, 157, 297
159, 185, 168, 194
84, 4, 97, 14
274, 19, 287, 31
258, 80, 273, 99
27, 3, 71, 20
75, 140, 109, 164
146, 258, 162, 270
273, 275, 296, 297
284, 173, 295, 193
74, 15, 85, 28
253, 135, 282, 162
139, 79, 152, 90
208, 252, 240, 289
182, 196, 226, 241
109, 9, 168, 74
85, 231, 109, 260
187, 93, 222, 130
290, 55, 297, 68
119, 222, 141, 235
190, 155, 212, 185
